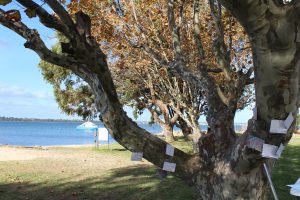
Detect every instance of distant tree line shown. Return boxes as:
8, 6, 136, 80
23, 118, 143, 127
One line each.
0, 116, 83, 123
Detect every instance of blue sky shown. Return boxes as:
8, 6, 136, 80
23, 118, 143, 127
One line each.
0, 2, 253, 123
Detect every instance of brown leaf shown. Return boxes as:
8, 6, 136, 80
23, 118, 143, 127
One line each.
25, 8, 37, 18
5, 10, 21, 22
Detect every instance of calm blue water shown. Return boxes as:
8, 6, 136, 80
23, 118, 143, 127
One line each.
0, 121, 165, 146
0, 122, 244, 147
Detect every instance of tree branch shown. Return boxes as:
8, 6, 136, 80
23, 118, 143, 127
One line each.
193, 0, 206, 64
148, 107, 164, 125
16, 0, 70, 38
142, 45, 209, 90
170, 104, 180, 125
168, 0, 183, 61
44, 0, 76, 30
208, 0, 231, 81
0, 9, 80, 73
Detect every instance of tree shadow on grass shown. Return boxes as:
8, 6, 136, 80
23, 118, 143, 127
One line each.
0, 165, 198, 200
108, 149, 128, 152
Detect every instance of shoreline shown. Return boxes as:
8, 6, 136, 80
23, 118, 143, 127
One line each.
1, 132, 299, 149
0, 143, 99, 149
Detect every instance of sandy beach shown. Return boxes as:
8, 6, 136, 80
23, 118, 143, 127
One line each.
1, 133, 299, 162
0, 146, 48, 161
0, 144, 116, 163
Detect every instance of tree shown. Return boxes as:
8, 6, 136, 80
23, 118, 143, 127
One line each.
39, 39, 184, 142
66, 0, 253, 145
0, 0, 298, 199
39, 41, 98, 120
39, 0, 211, 143
42, 0, 253, 145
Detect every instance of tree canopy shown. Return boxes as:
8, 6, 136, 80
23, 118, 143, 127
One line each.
39, 0, 253, 143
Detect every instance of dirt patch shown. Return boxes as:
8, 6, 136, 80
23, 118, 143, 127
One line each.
0, 146, 51, 161
0, 146, 147, 170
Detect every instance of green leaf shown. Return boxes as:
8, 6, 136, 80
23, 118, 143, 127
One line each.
0, 0, 12, 6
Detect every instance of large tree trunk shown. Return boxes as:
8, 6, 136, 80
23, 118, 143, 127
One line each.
177, 116, 193, 140
172, 108, 203, 151
195, 105, 269, 199
195, 2, 299, 198
161, 123, 176, 142
177, 115, 201, 145
190, 121, 202, 153
148, 103, 177, 142
194, 158, 267, 199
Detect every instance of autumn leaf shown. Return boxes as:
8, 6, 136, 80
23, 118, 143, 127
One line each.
0, 0, 12, 6
5, 10, 21, 22
25, 8, 37, 18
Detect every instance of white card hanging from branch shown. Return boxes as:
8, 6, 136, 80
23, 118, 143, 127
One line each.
287, 178, 300, 197
269, 113, 294, 134
131, 152, 143, 161
165, 144, 174, 156
163, 162, 176, 172
261, 144, 284, 159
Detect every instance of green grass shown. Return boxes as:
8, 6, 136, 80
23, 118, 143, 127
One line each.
270, 134, 300, 200
0, 166, 197, 200
0, 144, 198, 200
0, 135, 299, 200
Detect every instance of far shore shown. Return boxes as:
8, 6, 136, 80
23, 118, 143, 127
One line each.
0, 143, 98, 149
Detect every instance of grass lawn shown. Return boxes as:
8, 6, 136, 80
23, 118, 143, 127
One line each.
271, 134, 300, 200
0, 142, 198, 200
0, 135, 299, 200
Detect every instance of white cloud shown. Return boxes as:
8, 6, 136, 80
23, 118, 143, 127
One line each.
0, 101, 73, 119
44, 36, 58, 48
0, 84, 70, 119
0, 84, 52, 99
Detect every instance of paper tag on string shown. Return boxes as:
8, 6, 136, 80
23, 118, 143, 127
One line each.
165, 144, 174, 156
270, 120, 287, 134
163, 162, 176, 172
262, 144, 279, 159
131, 152, 143, 161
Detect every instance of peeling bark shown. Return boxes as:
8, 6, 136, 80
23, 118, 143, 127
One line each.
148, 103, 177, 142
177, 116, 193, 139
161, 123, 176, 142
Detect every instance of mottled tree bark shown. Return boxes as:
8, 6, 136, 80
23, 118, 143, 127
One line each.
171, 103, 204, 152
148, 101, 177, 142
161, 123, 176, 142
147, 72, 177, 142
177, 116, 193, 139
198, 1, 300, 199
